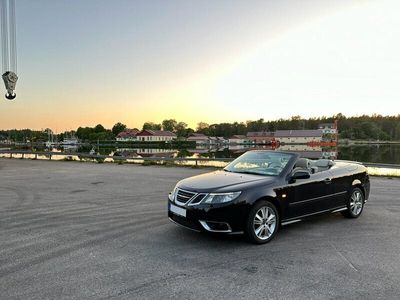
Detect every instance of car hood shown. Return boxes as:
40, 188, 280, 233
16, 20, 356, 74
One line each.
178, 170, 275, 192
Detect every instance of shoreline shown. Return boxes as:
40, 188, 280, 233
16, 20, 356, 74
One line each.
1, 155, 399, 177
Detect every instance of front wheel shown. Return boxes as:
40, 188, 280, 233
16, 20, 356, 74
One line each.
341, 187, 364, 218
245, 201, 279, 244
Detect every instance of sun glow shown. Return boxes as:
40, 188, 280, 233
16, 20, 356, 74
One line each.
208, 0, 400, 122
1, 0, 398, 130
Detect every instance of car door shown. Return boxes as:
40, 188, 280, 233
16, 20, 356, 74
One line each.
328, 165, 355, 208
285, 171, 334, 219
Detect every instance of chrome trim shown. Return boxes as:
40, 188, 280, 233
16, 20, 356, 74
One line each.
289, 191, 348, 206
281, 219, 302, 226
199, 220, 232, 233
174, 188, 197, 206
168, 217, 201, 232
282, 205, 348, 223
331, 207, 348, 213
187, 193, 208, 206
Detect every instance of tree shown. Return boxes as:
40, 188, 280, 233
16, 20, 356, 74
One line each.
94, 124, 105, 133
395, 123, 400, 141
185, 127, 195, 137
112, 122, 127, 136
162, 119, 177, 132
175, 122, 188, 137
44, 128, 53, 135
3, 113, 400, 143
76, 127, 93, 141
196, 122, 210, 135
196, 122, 209, 131
143, 122, 161, 130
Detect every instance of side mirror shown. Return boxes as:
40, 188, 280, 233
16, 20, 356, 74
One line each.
291, 170, 311, 181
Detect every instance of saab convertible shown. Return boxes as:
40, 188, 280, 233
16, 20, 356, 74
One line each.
168, 150, 370, 244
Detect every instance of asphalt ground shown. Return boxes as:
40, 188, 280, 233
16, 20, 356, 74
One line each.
1, 159, 399, 299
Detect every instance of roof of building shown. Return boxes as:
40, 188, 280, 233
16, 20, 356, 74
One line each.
116, 128, 140, 138
274, 129, 323, 137
187, 133, 209, 141
136, 130, 176, 137
247, 131, 274, 137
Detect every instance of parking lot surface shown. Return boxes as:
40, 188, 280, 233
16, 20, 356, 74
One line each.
1, 159, 400, 299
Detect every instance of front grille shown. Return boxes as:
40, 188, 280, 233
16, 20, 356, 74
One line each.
175, 189, 197, 205
189, 194, 206, 205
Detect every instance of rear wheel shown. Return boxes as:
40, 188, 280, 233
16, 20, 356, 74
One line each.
341, 187, 364, 218
245, 201, 279, 244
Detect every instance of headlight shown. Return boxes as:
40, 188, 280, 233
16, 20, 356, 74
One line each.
168, 187, 177, 201
202, 192, 241, 204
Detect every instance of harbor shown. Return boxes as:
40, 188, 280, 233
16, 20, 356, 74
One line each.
1, 142, 400, 177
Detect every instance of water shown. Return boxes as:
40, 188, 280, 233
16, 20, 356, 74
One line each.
337, 144, 400, 164
5, 144, 400, 164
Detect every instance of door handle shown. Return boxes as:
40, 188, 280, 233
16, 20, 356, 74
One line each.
324, 178, 332, 184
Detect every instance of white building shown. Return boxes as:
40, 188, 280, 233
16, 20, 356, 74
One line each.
136, 130, 176, 142
187, 133, 210, 145
274, 130, 323, 144
228, 135, 250, 144
318, 123, 337, 134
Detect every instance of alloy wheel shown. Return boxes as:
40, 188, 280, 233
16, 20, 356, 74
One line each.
253, 206, 277, 240
350, 190, 363, 216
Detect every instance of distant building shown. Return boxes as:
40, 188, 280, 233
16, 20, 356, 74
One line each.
274, 130, 323, 144
116, 128, 140, 141
209, 136, 219, 145
228, 135, 250, 144
137, 148, 176, 158
0, 137, 12, 144
187, 133, 210, 145
136, 130, 176, 142
246, 131, 274, 144
217, 137, 228, 144
318, 123, 337, 134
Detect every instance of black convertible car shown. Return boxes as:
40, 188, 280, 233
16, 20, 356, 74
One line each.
168, 150, 370, 244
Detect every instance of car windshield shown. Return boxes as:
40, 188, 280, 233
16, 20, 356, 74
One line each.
224, 151, 293, 176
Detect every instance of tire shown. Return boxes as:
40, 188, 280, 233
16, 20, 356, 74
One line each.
245, 201, 279, 244
341, 187, 365, 218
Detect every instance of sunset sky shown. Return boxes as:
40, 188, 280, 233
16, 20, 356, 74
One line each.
0, 0, 399, 131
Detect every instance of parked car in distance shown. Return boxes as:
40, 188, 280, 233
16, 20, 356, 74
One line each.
168, 150, 370, 244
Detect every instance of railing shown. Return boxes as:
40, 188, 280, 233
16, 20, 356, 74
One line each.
0, 150, 232, 167
1, 150, 400, 169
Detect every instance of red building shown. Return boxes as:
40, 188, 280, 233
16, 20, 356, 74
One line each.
246, 131, 275, 144
116, 128, 140, 141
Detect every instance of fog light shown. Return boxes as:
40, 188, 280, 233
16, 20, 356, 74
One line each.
199, 220, 232, 233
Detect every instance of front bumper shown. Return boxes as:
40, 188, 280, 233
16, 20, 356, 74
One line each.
168, 200, 249, 234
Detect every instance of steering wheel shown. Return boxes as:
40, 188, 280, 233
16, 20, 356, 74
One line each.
268, 162, 281, 169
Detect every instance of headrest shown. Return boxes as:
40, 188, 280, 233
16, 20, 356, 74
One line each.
314, 159, 334, 167
295, 158, 310, 169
